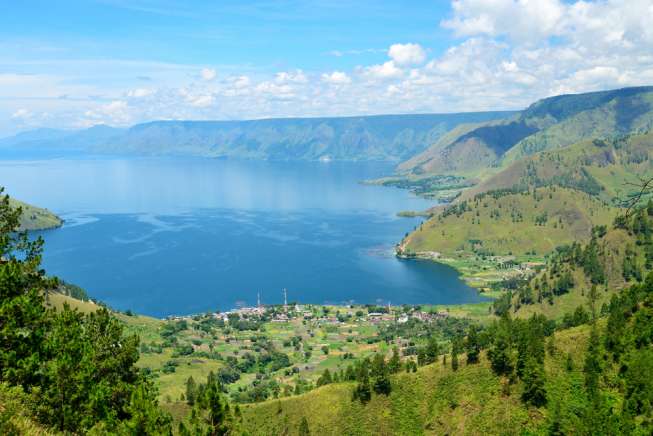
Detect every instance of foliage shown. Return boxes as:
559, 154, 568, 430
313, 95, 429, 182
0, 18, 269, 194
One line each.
0, 189, 172, 433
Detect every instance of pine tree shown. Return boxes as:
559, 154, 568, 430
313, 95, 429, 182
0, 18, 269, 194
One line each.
121, 382, 173, 435
373, 361, 392, 396
317, 369, 332, 387
488, 327, 513, 377
352, 373, 371, 403
451, 337, 461, 371
186, 376, 197, 405
584, 324, 602, 399
465, 325, 480, 364
388, 347, 401, 374
298, 417, 310, 436
425, 336, 440, 365
204, 378, 231, 435
521, 357, 547, 407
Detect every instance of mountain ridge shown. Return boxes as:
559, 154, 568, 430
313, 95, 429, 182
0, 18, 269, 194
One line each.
401, 86, 653, 177
0, 111, 516, 162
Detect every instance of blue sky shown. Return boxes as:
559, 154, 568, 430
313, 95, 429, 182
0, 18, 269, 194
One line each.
2, 0, 653, 135
2, 1, 451, 70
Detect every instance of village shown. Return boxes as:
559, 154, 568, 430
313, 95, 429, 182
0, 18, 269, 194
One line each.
166, 288, 451, 326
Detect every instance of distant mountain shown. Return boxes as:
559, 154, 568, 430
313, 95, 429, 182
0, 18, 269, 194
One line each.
0, 112, 515, 162
401, 86, 653, 176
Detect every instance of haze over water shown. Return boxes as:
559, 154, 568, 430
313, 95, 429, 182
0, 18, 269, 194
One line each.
0, 158, 485, 317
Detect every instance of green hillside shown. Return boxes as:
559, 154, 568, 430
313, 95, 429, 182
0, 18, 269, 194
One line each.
241, 270, 653, 435
506, 205, 653, 321
240, 349, 540, 435
463, 130, 653, 204
504, 87, 653, 164
8, 198, 62, 231
401, 86, 653, 178
396, 119, 513, 176
401, 186, 617, 259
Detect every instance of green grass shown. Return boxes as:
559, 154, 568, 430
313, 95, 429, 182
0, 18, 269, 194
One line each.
466, 130, 653, 206
404, 186, 617, 259
503, 90, 653, 165
0, 383, 55, 435
46, 292, 100, 314
513, 225, 645, 320
241, 324, 594, 435
399, 88, 653, 181
9, 198, 62, 231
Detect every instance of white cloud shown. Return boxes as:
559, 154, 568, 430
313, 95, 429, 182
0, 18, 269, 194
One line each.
442, 0, 653, 49
388, 43, 426, 66
189, 94, 215, 107
200, 68, 217, 81
321, 71, 351, 84
82, 100, 131, 126
126, 88, 154, 98
363, 61, 403, 80
11, 108, 32, 119
3, 1, 653, 136
275, 70, 308, 84
254, 82, 295, 100
442, 0, 565, 43
232, 75, 251, 89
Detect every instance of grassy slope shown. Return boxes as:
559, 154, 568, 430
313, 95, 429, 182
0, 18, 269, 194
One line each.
503, 90, 653, 165
399, 87, 653, 179
396, 120, 512, 177
9, 198, 62, 231
466, 131, 653, 204
513, 225, 642, 320
241, 324, 592, 436
403, 186, 617, 258
400, 121, 531, 179
45, 291, 99, 314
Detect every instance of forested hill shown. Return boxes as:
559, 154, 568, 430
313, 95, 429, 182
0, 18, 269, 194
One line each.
461, 130, 653, 204
505, 204, 653, 320
241, 271, 653, 435
0, 111, 515, 161
400, 86, 653, 176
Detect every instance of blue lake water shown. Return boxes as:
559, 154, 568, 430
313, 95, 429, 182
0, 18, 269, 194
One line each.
0, 158, 485, 317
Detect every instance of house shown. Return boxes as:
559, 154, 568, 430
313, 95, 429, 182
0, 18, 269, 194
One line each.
272, 313, 289, 323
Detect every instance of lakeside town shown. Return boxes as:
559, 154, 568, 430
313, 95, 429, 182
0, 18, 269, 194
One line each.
166, 289, 452, 326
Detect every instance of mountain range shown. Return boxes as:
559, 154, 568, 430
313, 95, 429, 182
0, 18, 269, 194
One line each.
0, 112, 515, 162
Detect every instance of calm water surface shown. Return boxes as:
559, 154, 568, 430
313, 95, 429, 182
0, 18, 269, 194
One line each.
0, 158, 485, 317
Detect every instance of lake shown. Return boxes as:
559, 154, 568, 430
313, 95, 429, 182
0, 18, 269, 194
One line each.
0, 157, 485, 317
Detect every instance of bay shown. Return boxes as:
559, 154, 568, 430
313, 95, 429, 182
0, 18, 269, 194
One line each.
0, 157, 485, 317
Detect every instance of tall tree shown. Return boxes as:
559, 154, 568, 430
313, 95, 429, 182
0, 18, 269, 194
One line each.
388, 347, 401, 374
298, 416, 310, 436
465, 325, 480, 364
488, 316, 514, 377
451, 337, 461, 371
186, 376, 197, 405
521, 357, 547, 407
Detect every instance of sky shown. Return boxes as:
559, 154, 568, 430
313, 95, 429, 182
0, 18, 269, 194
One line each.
2, 0, 653, 136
